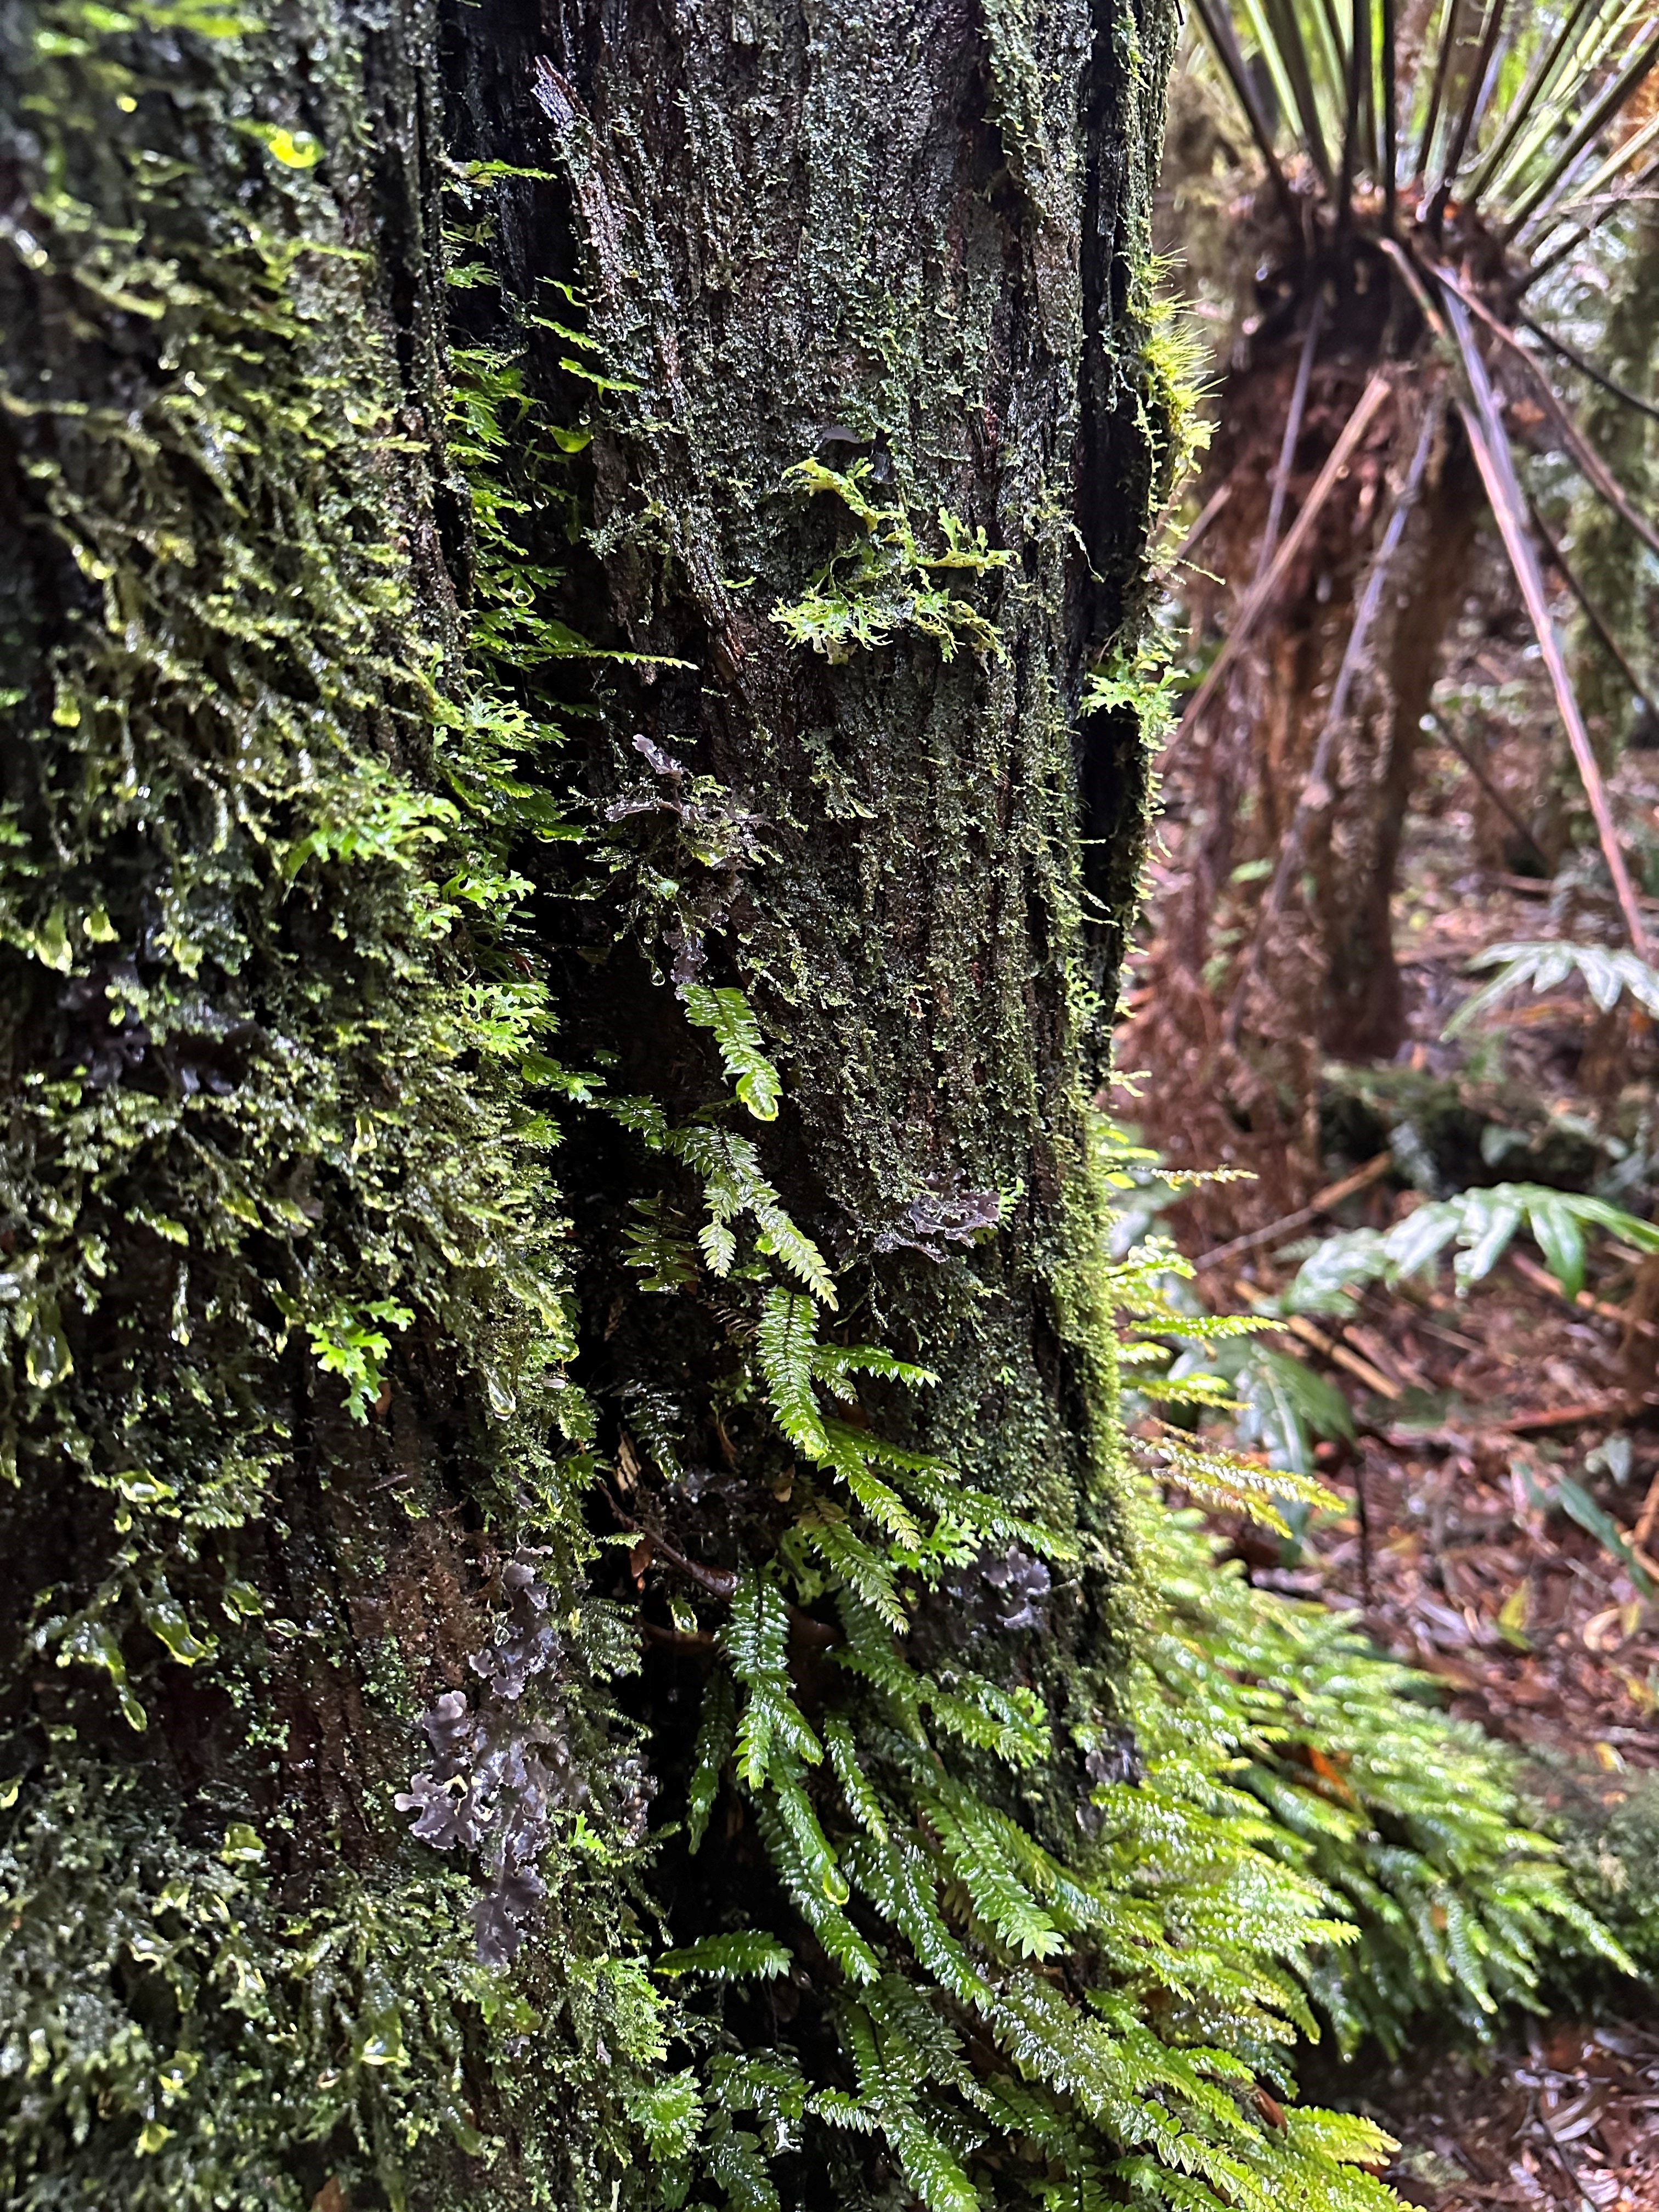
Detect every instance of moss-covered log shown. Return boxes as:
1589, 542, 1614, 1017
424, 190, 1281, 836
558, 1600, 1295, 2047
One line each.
3, 4, 1434, 2209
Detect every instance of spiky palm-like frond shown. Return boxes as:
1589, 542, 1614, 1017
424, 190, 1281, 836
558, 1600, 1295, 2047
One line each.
1154, 0, 1659, 1111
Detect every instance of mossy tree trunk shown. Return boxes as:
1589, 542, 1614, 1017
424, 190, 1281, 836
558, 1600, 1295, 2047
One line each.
2, 2, 1187, 2207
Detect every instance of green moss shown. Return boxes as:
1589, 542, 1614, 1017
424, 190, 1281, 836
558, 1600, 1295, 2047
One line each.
769, 460, 1013, 664
0, 4, 657, 2203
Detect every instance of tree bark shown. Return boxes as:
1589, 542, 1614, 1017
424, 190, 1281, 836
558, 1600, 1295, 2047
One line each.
2, 0, 1173, 2204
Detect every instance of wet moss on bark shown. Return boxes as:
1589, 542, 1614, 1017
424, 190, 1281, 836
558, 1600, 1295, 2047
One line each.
1, 4, 658, 2204
0, 0, 1231, 2205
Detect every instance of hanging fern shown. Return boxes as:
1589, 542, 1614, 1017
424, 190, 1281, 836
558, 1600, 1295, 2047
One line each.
592, 1049, 1628, 2210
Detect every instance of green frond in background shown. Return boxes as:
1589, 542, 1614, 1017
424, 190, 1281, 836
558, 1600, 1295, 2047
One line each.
1445, 937, 1659, 1035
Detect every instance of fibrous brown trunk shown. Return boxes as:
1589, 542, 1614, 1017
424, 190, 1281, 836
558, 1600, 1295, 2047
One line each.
1312, 439, 1481, 1060
3, 1, 1175, 2205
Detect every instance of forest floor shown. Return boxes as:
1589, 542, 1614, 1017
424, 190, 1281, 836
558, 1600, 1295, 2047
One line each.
1143, 594, 1659, 2206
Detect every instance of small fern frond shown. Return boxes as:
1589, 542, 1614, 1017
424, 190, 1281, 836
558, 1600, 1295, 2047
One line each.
819, 1420, 926, 1547
757, 1284, 828, 1457
822, 1711, 891, 1840
655, 1930, 792, 1981
686, 1666, 736, 1852
724, 1570, 821, 1785
680, 983, 782, 1120
796, 1507, 908, 1629
753, 1796, 882, 1983
813, 1340, 939, 1397
919, 1788, 1067, 1959
1445, 936, 1659, 1035
1288, 1180, 1659, 1309
1142, 1429, 1338, 1533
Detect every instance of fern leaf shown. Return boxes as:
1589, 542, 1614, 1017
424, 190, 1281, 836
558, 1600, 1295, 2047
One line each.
700, 1215, 738, 1276
823, 1712, 891, 1840
624, 2067, 705, 2157
886, 2106, 980, 2212
757, 1285, 828, 1457
724, 1571, 821, 1784
813, 1341, 939, 1398
1143, 1430, 1336, 1534
797, 1508, 907, 1629
655, 1930, 792, 1981
681, 983, 782, 1120
687, 1666, 736, 1852
1524, 1189, 1586, 1298
773, 1771, 851, 1903
832, 1589, 925, 1733
704, 2123, 781, 2212
844, 1832, 991, 2007
753, 1201, 838, 1304
810, 2087, 882, 2133
921, 1788, 1066, 1959
820, 1420, 925, 1547
1452, 1187, 1525, 1289
753, 1795, 881, 1983
922, 1667, 1050, 1766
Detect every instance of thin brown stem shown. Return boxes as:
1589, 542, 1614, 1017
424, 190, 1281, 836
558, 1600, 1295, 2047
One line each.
1434, 264, 1659, 565
1446, 292, 1649, 957
1427, 711, 1550, 866
1224, 396, 1444, 1044
1517, 308, 1659, 426
1181, 371, 1394, 738
1256, 294, 1328, 584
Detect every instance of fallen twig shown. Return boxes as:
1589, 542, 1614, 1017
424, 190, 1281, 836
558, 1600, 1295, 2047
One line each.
1194, 1151, 1392, 1270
